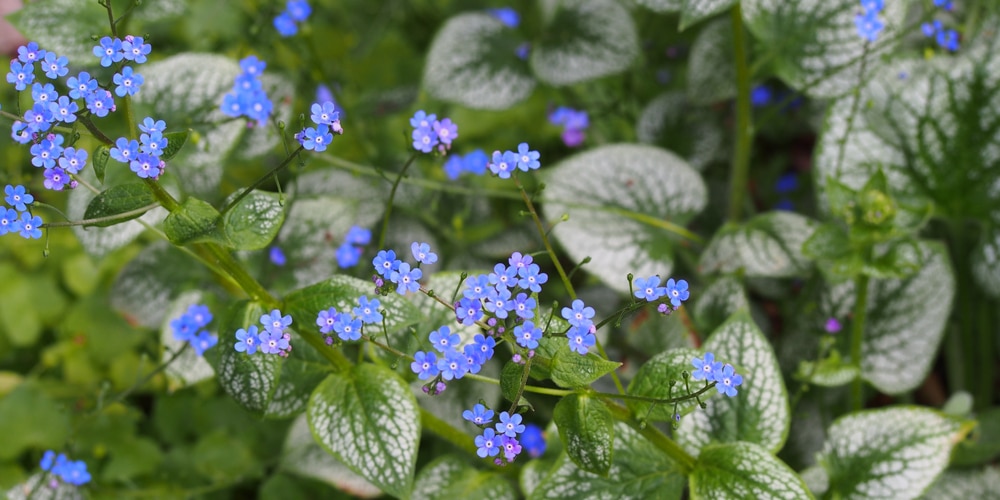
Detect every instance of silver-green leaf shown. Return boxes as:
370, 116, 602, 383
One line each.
700, 211, 818, 278
280, 414, 381, 498
680, 0, 736, 31
690, 442, 813, 499
686, 19, 736, 103
412, 455, 517, 500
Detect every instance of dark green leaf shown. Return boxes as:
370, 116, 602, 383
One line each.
627, 347, 704, 422
531, 0, 638, 86
501, 361, 524, 404
220, 190, 285, 251
160, 130, 190, 161
553, 394, 614, 476
163, 197, 223, 246
532, 337, 621, 389
951, 407, 1000, 467
82, 183, 156, 228
93, 145, 111, 184
690, 442, 813, 499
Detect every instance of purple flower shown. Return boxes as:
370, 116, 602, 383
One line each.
433, 118, 458, 146
501, 435, 522, 461
43, 167, 69, 191
316, 307, 338, 334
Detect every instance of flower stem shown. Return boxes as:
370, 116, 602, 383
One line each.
420, 407, 479, 457
513, 174, 575, 299
221, 146, 305, 215
849, 273, 870, 411
727, 4, 753, 224
40, 202, 159, 228
376, 152, 419, 249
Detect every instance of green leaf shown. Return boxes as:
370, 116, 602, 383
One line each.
741, 0, 907, 98
921, 467, 1000, 499
633, 0, 682, 12
161, 292, 216, 390
951, 407, 1000, 467
690, 442, 813, 499
217, 301, 282, 416
423, 13, 536, 110
6, 474, 81, 500
264, 339, 334, 419
280, 414, 381, 497
163, 197, 223, 246
636, 91, 728, 171
82, 183, 155, 228
412, 455, 518, 500
0, 383, 70, 460
220, 190, 285, 251
700, 211, 818, 278
680, 0, 736, 31
532, 337, 621, 388
110, 241, 207, 328
93, 145, 110, 184
553, 394, 614, 476
972, 227, 1000, 297
160, 130, 190, 161
818, 406, 972, 499
308, 363, 420, 498
627, 347, 704, 421
691, 276, 749, 334
543, 144, 707, 294
530, 422, 685, 499
794, 349, 858, 388
7, 0, 106, 65
501, 361, 525, 404
531, 0, 638, 86
677, 310, 790, 456
67, 170, 168, 258
686, 19, 735, 102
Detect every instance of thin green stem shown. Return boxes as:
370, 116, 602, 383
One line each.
221, 146, 305, 214
977, 296, 994, 409
604, 400, 695, 474
849, 273, 870, 411
78, 115, 115, 145
105, 343, 190, 408
727, 4, 753, 223
513, 174, 574, 299
377, 152, 419, 249
420, 408, 479, 457
41, 202, 159, 228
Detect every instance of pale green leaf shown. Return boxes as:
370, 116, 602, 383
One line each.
921, 467, 1000, 499
8, 0, 105, 65
217, 301, 282, 416
690, 442, 813, 499
680, 0, 736, 31
677, 310, 790, 456
5, 474, 82, 500
636, 91, 727, 171
686, 19, 735, 102
110, 241, 207, 328
972, 227, 1000, 297
67, 171, 168, 258
263, 339, 334, 419
543, 144, 707, 294
691, 276, 750, 334
423, 13, 535, 110
161, 291, 215, 390
412, 455, 517, 500
308, 363, 420, 498
280, 414, 382, 498
633, 0, 682, 12
700, 212, 818, 278
818, 406, 970, 499
531, 0, 639, 86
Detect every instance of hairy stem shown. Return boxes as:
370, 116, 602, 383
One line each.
849, 273, 870, 411
727, 5, 753, 223
377, 152, 419, 249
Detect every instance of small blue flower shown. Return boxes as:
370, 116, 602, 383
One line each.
17, 42, 45, 64
113, 66, 144, 97
302, 124, 334, 151
191, 331, 218, 356
310, 101, 339, 126
501, 435, 522, 461
121, 36, 152, 63
691, 352, 721, 382
561, 299, 595, 329
512, 293, 536, 320
258, 329, 290, 354
43, 167, 69, 191
5, 185, 33, 212
0, 208, 18, 235
139, 117, 167, 135
111, 137, 140, 164
433, 118, 458, 146
633, 276, 666, 302
520, 424, 546, 458
438, 349, 468, 380
373, 249, 400, 277
410, 241, 438, 264
429, 325, 460, 353
410, 110, 437, 129
40, 450, 60, 471
855, 11, 884, 42
495, 411, 525, 437
389, 262, 422, 295
345, 225, 371, 245
16, 212, 42, 239
140, 132, 168, 157
316, 307, 338, 334
515, 142, 540, 171
353, 296, 383, 324
411, 351, 439, 380
40, 52, 68, 79
58, 459, 91, 486
664, 278, 690, 308
484, 286, 514, 319
489, 262, 518, 289
10, 121, 31, 144
129, 153, 160, 179
260, 309, 293, 334
286, 0, 312, 21
470, 334, 496, 361
444, 154, 465, 180
463, 403, 495, 425
488, 7, 520, 28
937, 29, 960, 52
334, 312, 363, 341
7, 60, 35, 91
30, 134, 62, 168
184, 304, 212, 328
66, 72, 97, 100
24, 103, 53, 133
31, 82, 57, 104
235, 325, 259, 354
514, 320, 542, 349
335, 241, 361, 268
239, 55, 267, 76
456, 297, 483, 326
716, 363, 743, 397
269, 246, 287, 266
933, 0, 953, 10
860, 0, 883, 13
93, 36, 124, 67
463, 149, 489, 175
412, 126, 438, 153
517, 264, 548, 293
750, 85, 772, 107
566, 325, 595, 355
170, 316, 197, 342
49, 96, 79, 123
85, 89, 115, 117
475, 428, 501, 458
463, 274, 491, 301
488, 150, 517, 179
274, 12, 298, 36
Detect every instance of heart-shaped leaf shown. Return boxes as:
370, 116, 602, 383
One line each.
680, 0, 736, 31
700, 211, 818, 278
553, 393, 614, 476
83, 183, 156, 228
686, 19, 736, 102
412, 455, 518, 500
220, 190, 285, 251
532, 337, 621, 388
690, 441, 813, 499
627, 347, 707, 421
280, 414, 381, 497
543, 144, 707, 294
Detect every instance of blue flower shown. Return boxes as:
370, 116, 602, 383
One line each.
335, 241, 361, 268
561, 299, 595, 329
184, 304, 212, 328
514, 320, 542, 349
412, 126, 438, 153
274, 12, 298, 36
691, 352, 721, 382
484, 286, 514, 319
7, 60, 35, 91
411, 241, 438, 264
111, 137, 140, 164
66, 72, 96, 100
444, 154, 464, 180
191, 331, 218, 356
260, 309, 293, 334
139, 117, 166, 135
934, 0, 953, 10
775, 172, 799, 194
515, 142, 540, 171
750, 85, 772, 107
17, 42, 45, 64
5, 185, 33, 212
235, 325, 260, 354
57, 147, 87, 174
129, 153, 160, 179
31, 82, 57, 104
170, 316, 197, 342
60, 459, 92, 485
488, 150, 517, 179
463, 403, 495, 425
470, 334, 495, 361
433, 118, 458, 146
566, 326, 595, 355
287, 0, 312, 21
269, 246, 287, 266
353, 296, 383, 324
121, 36, 152, 63
512, 293, 536, 320
258, 329, 291, 354
855, 11, 883, 42
140, 132, 167, 157
488, 7, 520, 28
475, 428, 501, 458
373, 249, 400, 276
24, 103, 53, 133
501, 435, 522, 461
456, 298, 483, 326
495, 411, 525, 437
113, 66, 144, 97
410, 110, 437, 129
49, 96, 79, 123
85, 89, 115, 117
40, 52, 68, 79
489, 262, 517, 289
10, 121, 31, 144
664, 278, 690, 308
438, 349, 468, 380
411, 351, 439, 380
463, 149, 489, 175
463, 274, 491, 300
334, 313, 362, 341
43, 167, 69, 191
517, 264, 548, 293
634, 276, 666, 302
389, 262, 422, 295
429, 325, 460, 353
301, 124, 333, 151
240, 55, 267, 76
520, 424, 546, 458
716, 363, 743, 397
30, 134, 62, 168
310, 101, 339, 126
345, 225, 371, 245
860, 0, 883, 13
93, 36, 123, 67
316, 307, 338, 334
0, 208, 18, 235
40, 450, 60, 471
937, 29, 960, 52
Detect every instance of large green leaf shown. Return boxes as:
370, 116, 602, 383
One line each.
531, 337, 621, 388
83, 183, 156, 228
264, 338, 335, 419
280, 414, 381, 497
553, 394, 614, 476
636, 91, 728, 171
220, 190, 285, 251
67, 170, 168, 258
308, 363, 420, 498
7, 0, 105, 65
690, 442, 813, 499
742, 0, 907, 98
627, 347, 706, 422
543, 144, 707, 294
422, 13, 535, 110
530, 422, 684, 499
110, 241, 208, 328
216, 301, 282, 416
686, 19, 735, 103
817, 407, 971, 499
677, 310, 790, 456
921, 467, 1000, 499
691, 276, 750, 334
700, 211, 818, 278
530, 0, 639, 86
680, 0, 736, 31
411, 455, 517, 500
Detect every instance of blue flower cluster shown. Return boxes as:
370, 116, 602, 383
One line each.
40, 450, 90, 486
632, 276, 690, 314
561, 299, 596, 355
274, 0, 312, 36
169, 304, 218, 356
372, 242, 438, 295
93, 35, 150, 98
467, 406, 528, 463
854, 0, 885, 42
691, 352, 744, 397
442, 149, 488, 180
316, 295, 383, 344
411, 325, 496, 385
298, 100, 343, 153
1, 184, 42, 240
221, 56, 273, 126
109, 117, 170, 179
411, 110, 458, 154
548, 107, 589, 147
486, 143, 540, 179
336, 225, 371, 268
921, 2, 961, 54
234, 309, 293, 356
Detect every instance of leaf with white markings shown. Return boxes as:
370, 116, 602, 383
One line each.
264, 338, 334, 419
633, 0, 682, 12
687, 19, 735, 103
680, 0, 735, 31
531, 0, 639, 86
110, 241, 208, 328
543, 145, 707, 295
220, 190, 285, 251
677, 310, 790, 456
972, 228, 1000, 297
921, 467, 1000, 499
627, 348, 708, 422
690, 442, 813, 499
217, 301, 281, 416
700, 211, 818, 278
636, 91, 728, 171
412, 455, 517, 500
530, 422, 684, 499
67, 170, 168, 258
817, 407, 972, 499
691, 276, 749, 334
8, 0, 105, 65
553, 394, 614, 476
423, 13, 535, 110
161, 292, 215, 390
308, 363, 420, 499
281, 414, 381, 498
